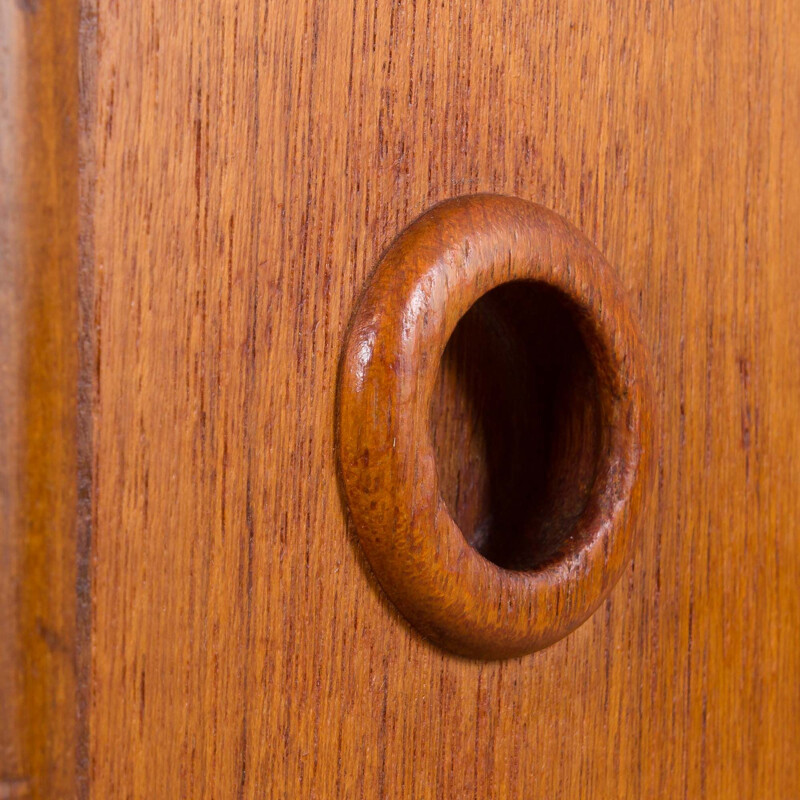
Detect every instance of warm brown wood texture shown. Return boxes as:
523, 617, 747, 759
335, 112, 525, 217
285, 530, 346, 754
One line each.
6, 0, 798, 796
337, 195, 652, 659
87, 0, 800, 794
0, 1, 89, 798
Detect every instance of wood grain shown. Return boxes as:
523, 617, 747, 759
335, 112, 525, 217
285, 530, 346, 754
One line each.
88, 0, 800, 796
337, 195, 652, 658
87, 0, 800, 795
0, 0, 89, 798
5, 0, 797, 796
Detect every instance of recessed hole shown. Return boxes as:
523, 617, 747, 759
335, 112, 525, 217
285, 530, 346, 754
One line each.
431, 281, 604, 571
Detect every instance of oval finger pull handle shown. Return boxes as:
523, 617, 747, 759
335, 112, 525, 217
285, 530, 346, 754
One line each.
337, 194, 653, 659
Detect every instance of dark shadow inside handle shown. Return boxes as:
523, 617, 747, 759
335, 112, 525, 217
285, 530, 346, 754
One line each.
430, 280, 603, 571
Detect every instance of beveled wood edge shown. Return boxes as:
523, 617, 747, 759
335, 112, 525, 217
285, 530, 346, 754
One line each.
0, 1, 94, 797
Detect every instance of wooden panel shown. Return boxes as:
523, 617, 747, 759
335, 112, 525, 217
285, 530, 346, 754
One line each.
86, 0, 800, 798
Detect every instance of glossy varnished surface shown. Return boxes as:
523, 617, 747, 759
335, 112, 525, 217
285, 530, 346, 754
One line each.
4, 0, 794, 796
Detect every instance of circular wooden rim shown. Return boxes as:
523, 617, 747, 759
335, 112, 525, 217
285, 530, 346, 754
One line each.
337, 194, 652, 659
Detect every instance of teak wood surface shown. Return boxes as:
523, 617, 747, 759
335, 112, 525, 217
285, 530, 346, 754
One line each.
2, 0, 799, 798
